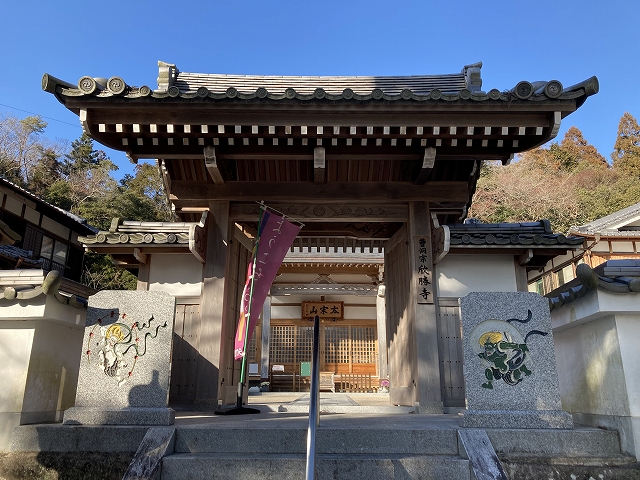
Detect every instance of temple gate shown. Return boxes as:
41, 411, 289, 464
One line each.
45, 61, 597, 411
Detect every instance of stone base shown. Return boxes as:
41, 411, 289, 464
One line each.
416, 401, 444, 414
63, 407, 175, 426
572, 412, 640, 459
462, 410, 574, 429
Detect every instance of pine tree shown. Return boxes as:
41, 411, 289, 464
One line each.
612, 112, 640, 177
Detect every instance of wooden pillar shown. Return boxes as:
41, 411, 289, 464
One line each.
260, 296, 271, 381
376, 283, 388, 381
195, 200, 230, 410
408, 202, 443, 413
135, 248, 149, 290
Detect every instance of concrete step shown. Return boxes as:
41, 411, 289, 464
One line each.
161, 453, 471, 480
174, 426, 460, 455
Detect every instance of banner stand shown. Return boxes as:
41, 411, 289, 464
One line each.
215, 204, 302, 416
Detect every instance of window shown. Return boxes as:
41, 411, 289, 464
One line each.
40, 236, 53, 259
53, 241, 68, 265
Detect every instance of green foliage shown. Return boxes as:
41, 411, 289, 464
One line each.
0, 114, 53, 185
0, 115, 172, 291
64, 133, 112, 173
81, 252, 138, 291
44, 180, 73, 211
470, 118, 639, 233
612, 112, 640, 177
117, 163, 172, 222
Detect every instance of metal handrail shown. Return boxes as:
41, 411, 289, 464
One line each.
305, 315, 320, 480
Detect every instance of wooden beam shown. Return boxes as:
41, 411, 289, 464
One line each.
415, 147, 436, 185
314, 146, 326, 184
169, 180, 470, 203
230, 203, 408, 222
204, 146, 224, 184
234, 224, 255, 251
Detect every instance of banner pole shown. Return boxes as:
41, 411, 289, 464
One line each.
236, 205, 265, 408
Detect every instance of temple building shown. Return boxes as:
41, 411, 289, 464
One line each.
42, 61, 598, 411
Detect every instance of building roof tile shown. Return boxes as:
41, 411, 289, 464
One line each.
571, 201, 640, 237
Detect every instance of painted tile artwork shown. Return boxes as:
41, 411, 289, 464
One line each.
460, 292, 572, 429
468, 310, 549, 389
86, 311, 168, 386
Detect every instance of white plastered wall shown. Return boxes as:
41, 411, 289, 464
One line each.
0, 295, 86, 451
436, 254, 518, 298
0, 327, 34, 451
551, 290, 640, 458
148, 253, 203, 298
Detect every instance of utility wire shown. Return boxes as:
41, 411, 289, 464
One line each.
0, 103, 80, 128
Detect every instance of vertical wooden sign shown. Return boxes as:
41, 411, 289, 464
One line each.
414, 236, 433, 304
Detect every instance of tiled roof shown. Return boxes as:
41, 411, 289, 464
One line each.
79, 215, 208, 264
548, 260, 640, 311
42, 61, 599, 105
0, 178, 98, 234
571, 201, 640, 237
448, 220, 584, 247
79, 219, 193, 245
174, 72, 469, 96
0, 245, 41, 266
0, 269, 86, 307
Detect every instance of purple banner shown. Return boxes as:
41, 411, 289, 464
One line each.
234, 210, 301, 359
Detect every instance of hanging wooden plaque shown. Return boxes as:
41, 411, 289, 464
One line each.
302, 301, 344, 319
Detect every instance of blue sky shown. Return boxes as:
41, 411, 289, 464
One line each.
2, 1, 638, 178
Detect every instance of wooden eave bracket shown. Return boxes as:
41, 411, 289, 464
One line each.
204, 146, 224, 184
416, 147, 436, 185
518, 249, 534, 266
79, 109, 91, 135
550, 111, 562, 138
133, 247, 147, 265
189, 211, 208, 263
431, 211, 450, 264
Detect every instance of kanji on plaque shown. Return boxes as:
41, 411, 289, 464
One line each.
302, 301, 344, 319
415, 236, 433, 304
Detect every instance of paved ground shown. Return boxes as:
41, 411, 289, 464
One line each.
173, 392, 463, 429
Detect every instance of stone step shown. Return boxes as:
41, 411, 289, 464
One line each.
500, 453, 638, 467
174, 427, 460, 455
486, 428, 623, 457
161, 453, 471, 480
500, 454, 640, 480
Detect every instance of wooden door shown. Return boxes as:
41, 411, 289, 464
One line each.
436, 298, 465, 407
384, 226, 414, 405
268, 321, 377, 391
169, 302, 201, 407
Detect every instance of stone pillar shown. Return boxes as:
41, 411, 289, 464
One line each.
408, 202, 443, 413
260, 296, 271, 381
195, 201, 230, 410
376, 284, 388, 382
